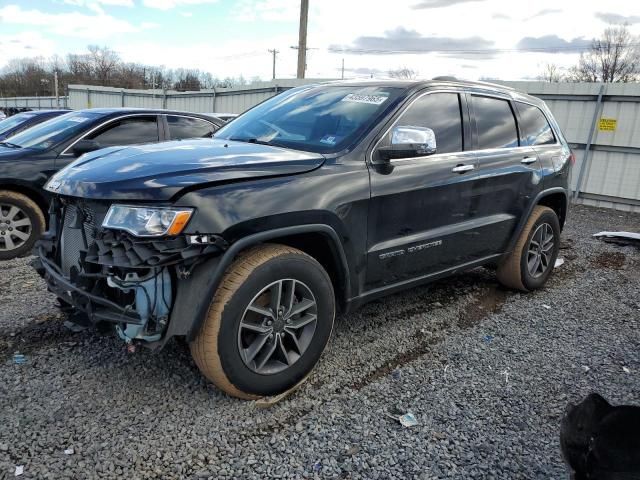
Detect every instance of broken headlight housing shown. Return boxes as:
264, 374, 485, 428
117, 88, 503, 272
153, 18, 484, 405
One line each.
102, 205, 193, 237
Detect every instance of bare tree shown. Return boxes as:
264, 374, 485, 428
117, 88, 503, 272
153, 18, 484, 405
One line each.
87, 45, 120, 85
568, 25, 640, 82
388, 67, 418, 79
0, 45, 254, 96
538, 63, 564, 82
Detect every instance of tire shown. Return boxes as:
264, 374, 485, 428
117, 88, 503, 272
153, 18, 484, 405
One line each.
497, 206, 560, 292
0, 191, 45, 261
190, 244, 335, 399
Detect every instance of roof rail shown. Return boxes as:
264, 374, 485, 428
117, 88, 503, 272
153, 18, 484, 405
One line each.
432, 76, 458, 81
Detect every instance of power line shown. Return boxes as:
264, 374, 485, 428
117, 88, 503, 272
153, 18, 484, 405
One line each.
328, 43, 640, 55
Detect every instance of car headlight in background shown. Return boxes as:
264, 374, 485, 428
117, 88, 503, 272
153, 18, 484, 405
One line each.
102, 205, 194, 237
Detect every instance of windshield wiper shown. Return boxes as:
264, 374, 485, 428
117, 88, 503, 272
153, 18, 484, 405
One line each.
229, 137, 285, 148
0, 141, 21, 149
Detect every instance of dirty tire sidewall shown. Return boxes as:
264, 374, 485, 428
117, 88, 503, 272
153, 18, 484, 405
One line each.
0, 191, 45, 261
191, 244, 335, 398
519, 207, 561, 291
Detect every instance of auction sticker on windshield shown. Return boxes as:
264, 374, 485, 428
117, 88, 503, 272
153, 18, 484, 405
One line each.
341, 93, 388, 105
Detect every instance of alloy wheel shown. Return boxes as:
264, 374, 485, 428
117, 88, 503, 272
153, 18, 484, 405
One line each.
0, 203, 32, 252
238, 278, 318, 375
527, 223, 554, 278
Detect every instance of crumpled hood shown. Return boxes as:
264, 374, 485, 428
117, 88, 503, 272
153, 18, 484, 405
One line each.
46, 138, 326, 201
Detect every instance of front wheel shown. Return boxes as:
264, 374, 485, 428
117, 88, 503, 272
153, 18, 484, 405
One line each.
497, 206, 561, 291
190, 244, 335, 399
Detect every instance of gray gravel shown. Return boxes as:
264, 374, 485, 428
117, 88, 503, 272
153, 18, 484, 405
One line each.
1, 204, 639, 479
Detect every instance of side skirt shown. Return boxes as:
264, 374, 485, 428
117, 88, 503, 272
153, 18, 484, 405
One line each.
344, 253, 503, 312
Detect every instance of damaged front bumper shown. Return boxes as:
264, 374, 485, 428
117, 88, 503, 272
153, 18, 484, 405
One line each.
34, 197, 227, 348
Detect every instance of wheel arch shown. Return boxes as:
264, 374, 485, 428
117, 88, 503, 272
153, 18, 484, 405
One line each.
504, 187, 568, 257
0, 182, 49, 225
162, 224, 351, 344
536, 191, 567, 231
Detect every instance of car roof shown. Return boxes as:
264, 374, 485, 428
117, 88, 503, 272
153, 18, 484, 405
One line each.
72, 108, 223, 122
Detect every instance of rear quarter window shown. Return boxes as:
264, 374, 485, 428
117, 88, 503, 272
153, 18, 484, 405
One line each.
516, 102, 556, 146
167, 116, 217, 140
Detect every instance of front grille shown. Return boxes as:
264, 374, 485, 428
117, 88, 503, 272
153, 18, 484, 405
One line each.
60, 202, 98, 278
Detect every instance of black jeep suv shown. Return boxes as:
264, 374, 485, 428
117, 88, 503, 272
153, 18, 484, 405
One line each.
35, 79, 572, 399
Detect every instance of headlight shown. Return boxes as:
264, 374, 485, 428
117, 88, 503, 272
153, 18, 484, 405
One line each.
102, 205, 194, 237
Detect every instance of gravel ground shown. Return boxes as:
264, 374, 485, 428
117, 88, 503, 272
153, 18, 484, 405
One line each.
0, 204, 639, 479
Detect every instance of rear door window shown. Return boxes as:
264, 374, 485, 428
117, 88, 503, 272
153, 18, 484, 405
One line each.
390, 92, 463, 154
472, 96, 519, 150
88, 116, 159, 147
516, 102, 555, 146
167, 116, 217, 140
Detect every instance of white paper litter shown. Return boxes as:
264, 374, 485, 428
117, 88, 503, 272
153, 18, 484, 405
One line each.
554, 258, 565, 268
15, 465, 23, 477
542, 304, 551, 310
64, 448, 74, 455
623, 366, 631, 374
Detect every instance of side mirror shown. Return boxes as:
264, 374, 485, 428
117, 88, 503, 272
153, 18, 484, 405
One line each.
72, 139, 101, 157
378, 126, 437, 161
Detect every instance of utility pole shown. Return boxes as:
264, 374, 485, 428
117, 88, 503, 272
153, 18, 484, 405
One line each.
268, 49, 279, 80
341, 58, 344, 80
296, 0, 309, 78
54, 71, 59, 108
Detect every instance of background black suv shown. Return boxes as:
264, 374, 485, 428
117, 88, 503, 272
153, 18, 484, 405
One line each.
0, 108, 223, 259
36, 79, 572, 399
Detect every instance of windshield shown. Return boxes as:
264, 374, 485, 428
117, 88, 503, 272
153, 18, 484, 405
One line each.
7, 111, 105, 150
215, 85, 404, 153
0, 112, 37, 136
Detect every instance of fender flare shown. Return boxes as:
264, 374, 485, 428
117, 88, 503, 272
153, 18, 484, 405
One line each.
165, 224, 351, 343
503, 187, 569, 256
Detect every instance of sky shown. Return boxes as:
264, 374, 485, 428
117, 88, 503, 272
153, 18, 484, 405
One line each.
0, 0, 639, 82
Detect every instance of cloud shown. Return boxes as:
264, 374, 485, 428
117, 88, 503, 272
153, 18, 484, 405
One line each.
342, 67, 387, 76
329, 27, 494, 57
492, 13, 510, 20
531, 8, 562, 18
516, 35, 592, 53
142, 0, 218, 9
0, 5, 154, 38
595, 12, 640, 25
412, 0, 484, 8
0, 31, 56, 64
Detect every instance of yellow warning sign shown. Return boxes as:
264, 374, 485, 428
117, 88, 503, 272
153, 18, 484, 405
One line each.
598, 118, 617, 131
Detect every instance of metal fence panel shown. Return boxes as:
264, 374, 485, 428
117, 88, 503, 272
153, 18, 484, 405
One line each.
0, 96, 67, 110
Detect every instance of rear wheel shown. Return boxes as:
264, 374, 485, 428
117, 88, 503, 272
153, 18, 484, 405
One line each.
0, 191, 45, 261
190, 244, 335, 399
497, 206, 560, 291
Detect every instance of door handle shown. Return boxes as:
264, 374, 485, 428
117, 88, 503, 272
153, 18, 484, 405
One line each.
452, 164, 475, 173
521, 156, 538, 164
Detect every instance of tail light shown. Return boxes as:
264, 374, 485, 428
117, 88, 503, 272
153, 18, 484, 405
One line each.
569, 150, 576, 166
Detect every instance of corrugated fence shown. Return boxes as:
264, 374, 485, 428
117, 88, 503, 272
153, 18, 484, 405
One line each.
1, 96, 67, 110
1, 80, 639, 212
66, 79, 325, 113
